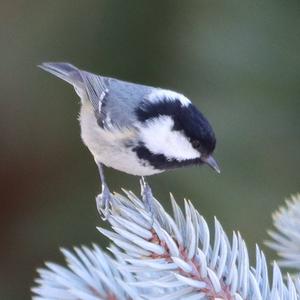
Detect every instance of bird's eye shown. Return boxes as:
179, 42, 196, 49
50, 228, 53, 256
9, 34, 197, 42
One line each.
192, 140, 201, 149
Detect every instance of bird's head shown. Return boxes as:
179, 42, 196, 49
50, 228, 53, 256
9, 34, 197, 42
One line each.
134, 90, 220, 173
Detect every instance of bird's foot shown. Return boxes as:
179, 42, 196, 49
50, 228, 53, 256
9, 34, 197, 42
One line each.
96, 183, 111, 220
141, 177, 155, 221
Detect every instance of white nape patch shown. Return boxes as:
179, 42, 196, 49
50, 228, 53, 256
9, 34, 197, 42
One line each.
139, 116, 200, 161
148, 89, 191, 106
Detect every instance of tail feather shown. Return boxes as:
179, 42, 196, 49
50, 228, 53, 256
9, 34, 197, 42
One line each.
38, 62, 83, 86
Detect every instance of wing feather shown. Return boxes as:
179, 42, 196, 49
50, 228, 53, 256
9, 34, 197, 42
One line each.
80, 71, 110, 111
40, 62, 155, 129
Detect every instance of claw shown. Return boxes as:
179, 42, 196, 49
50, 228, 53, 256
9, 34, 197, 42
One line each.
96, 183, 111, 220
141, 177, 155, 221
96, 163, 111, 220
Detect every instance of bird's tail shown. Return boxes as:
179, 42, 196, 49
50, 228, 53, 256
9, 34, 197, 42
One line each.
38, 62, 83, 86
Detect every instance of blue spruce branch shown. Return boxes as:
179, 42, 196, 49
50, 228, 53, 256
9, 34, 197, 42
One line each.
32, 181, 300, 299
266, 193, 300, 277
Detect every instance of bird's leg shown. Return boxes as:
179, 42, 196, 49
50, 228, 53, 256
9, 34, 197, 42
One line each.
141, 176, 155, 219
96, 163, 111, 219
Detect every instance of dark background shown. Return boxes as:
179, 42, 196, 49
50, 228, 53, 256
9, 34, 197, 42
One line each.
1, 1, 299, 299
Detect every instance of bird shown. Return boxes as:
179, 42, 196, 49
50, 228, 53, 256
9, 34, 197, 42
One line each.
39, 62, 220, 215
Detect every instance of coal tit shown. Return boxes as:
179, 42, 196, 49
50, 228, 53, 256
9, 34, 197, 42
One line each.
39, 62, 219, 213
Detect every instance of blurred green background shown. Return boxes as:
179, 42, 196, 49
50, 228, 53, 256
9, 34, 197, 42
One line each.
1, 1, 299, 299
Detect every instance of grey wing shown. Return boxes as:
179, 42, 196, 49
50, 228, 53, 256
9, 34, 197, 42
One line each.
39, 62, 107, 111
81, 71, 154, 129
39, 62, 155, 129
79, 71, 111, 127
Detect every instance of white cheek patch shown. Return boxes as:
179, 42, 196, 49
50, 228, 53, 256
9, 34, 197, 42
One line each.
148, 89, 191, 107
139, 116, 200, 161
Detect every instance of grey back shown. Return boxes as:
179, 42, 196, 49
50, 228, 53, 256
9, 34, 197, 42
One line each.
80, 71, 154, 129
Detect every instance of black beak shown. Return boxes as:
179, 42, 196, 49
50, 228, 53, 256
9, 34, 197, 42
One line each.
202, 155, 220, 174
